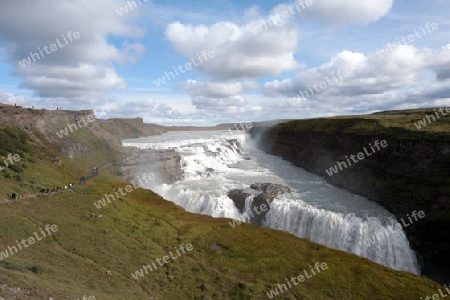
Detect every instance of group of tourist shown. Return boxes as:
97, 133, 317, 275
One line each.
4, 174, 90, 202
7, 190, 27, 200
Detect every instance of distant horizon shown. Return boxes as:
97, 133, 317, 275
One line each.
2, 101, 445, 127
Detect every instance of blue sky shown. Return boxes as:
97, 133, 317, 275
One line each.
0, 0, 449, 125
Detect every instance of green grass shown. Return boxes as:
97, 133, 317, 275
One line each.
0, 125, 122, 198
272, 108, 450, 139
0, 127, 29, 156
0, 176, 444, 299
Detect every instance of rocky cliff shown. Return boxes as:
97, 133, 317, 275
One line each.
251, 110, 450, 284
0, 104, 167, 156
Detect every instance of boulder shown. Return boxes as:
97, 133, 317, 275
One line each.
228, 183, 291, 226
227, 190, 251, 213
250, 183, 290, 200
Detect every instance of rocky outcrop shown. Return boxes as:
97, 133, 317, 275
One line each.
251, 116, 450, 284
251, 183, 290, 225
227, 190, 250, 213
250, 183, 290, 198
228, 183, 291, 225
0, 103, 167, 148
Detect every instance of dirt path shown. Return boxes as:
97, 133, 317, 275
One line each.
0, 161, 118, 204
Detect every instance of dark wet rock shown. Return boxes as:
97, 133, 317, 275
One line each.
225, 139, 242, 153
227, 190, 251, 213
250, 183, 290, 200
250, 183, 290, 225
228, 183, 291, 226
250, 195, 271, 226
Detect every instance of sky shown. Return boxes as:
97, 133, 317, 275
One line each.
0, 0, 449, 125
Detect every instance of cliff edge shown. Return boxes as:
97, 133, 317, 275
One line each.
251, 108, 450, 284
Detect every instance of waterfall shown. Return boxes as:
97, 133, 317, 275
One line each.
123, 130, 420, 275
262, 197, 418, 274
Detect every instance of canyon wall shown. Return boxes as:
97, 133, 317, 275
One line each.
251, 114, 450, 283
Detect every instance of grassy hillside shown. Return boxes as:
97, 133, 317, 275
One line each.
0, 125, 122, 199
274, 108, 450, 138
0, 174, 444, 299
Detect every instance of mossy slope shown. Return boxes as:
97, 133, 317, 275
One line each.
0, 175, 444, 299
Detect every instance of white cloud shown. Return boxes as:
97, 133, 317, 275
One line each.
177, 80, 258, 115
0, 0, 146, 103
300, 0, 394, 25
0, 91, 29, 106
263, 45, 450, 99
165, 17, 302, 79
178, 80, 257, 98
113, 98, 156, 117
0, 0, 448, 127
192, 95, 247, 112
17, 66, 126, 100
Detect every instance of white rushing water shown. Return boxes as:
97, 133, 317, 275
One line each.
123, 130, 419, 274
